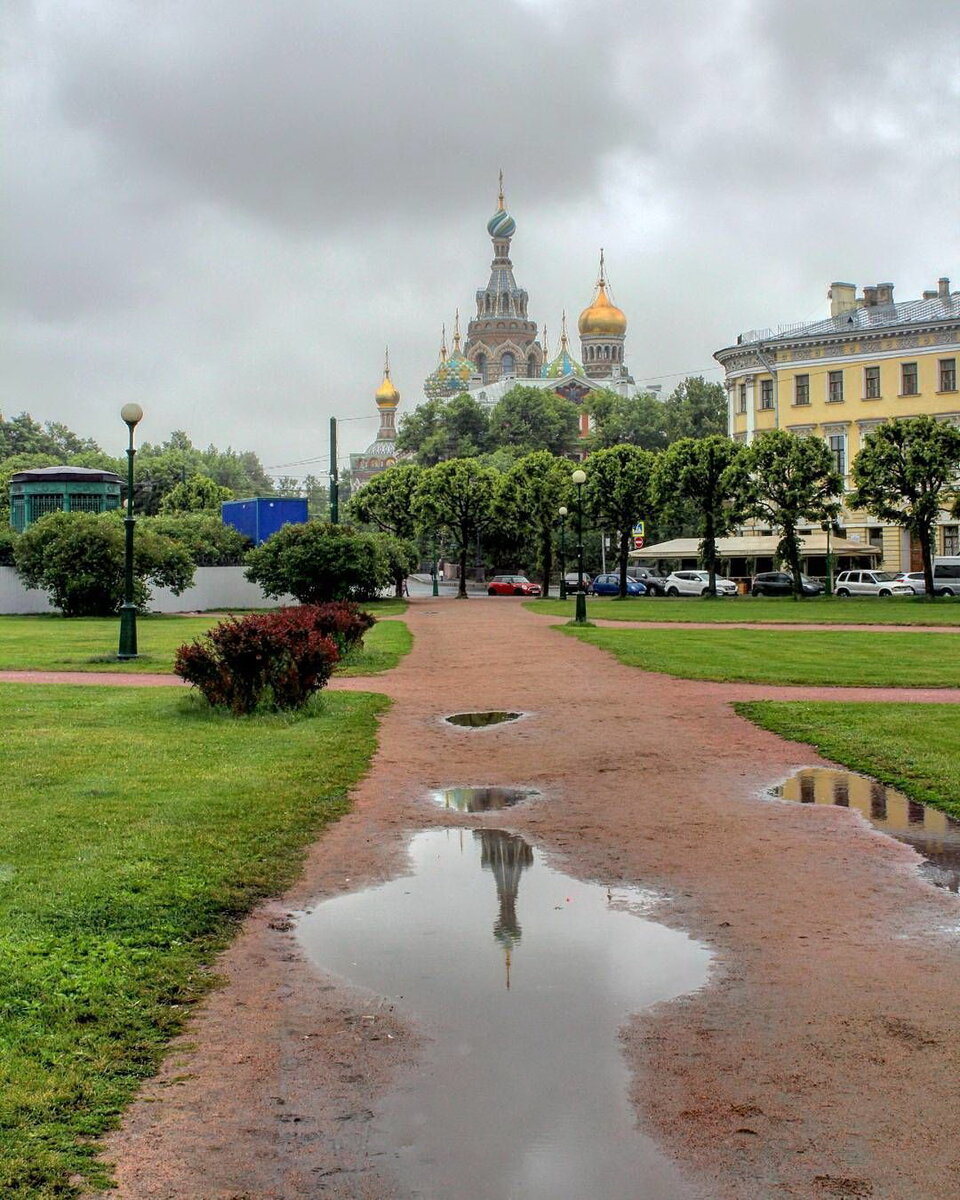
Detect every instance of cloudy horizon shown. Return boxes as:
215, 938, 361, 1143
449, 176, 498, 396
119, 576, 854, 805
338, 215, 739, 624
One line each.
3, 0, 958, 479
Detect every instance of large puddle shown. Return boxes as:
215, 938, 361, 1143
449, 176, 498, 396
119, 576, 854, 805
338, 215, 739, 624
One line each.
430, 785, 537, 811
298, 828, 712, 1199
772, 768, 960, 893
445, 710, 523, 727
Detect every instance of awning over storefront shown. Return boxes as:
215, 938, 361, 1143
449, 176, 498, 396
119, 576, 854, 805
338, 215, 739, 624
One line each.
628, 534, 881, 561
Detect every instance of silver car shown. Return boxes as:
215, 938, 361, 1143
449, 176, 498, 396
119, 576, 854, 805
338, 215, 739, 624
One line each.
663, 570, 739, 596
834, 570, 914, 597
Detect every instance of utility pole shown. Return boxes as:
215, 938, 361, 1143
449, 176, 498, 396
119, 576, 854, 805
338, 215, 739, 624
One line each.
329, 417, 339, 524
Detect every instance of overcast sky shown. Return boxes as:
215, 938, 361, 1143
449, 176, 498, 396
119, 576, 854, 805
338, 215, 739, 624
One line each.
3, 0, 958, 479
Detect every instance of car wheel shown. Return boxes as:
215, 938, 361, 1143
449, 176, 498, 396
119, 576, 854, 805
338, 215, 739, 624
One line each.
941, 587, 955, 596
879, 589, 891, 597
700, 587, 711, 596
667, 586, 679, 597
752, 586, 763, 596
835, 588, 850, 597
487, 588, 497, 596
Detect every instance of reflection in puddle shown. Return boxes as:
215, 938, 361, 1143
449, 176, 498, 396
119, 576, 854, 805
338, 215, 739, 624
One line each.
772, 768, 960, 892
298, 828, 711, 1199
445, 710, 523, 727
431, 785, 538, 811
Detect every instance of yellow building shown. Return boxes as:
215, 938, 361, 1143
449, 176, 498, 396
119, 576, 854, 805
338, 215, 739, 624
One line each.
714, 276, 960, 570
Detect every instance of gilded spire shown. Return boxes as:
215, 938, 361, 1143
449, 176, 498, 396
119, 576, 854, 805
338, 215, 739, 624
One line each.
452, 308, 462, 351
560, 309, 569, 348
541, 323, 549, 360
598, 248, 607, 288
375, 347, 400, 406
439, 323, 448, 362
498, 168, 505, 212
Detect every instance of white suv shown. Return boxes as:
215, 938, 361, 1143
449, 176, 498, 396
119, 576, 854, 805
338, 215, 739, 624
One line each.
834, 570, 913, 597
663, 570, 738, 596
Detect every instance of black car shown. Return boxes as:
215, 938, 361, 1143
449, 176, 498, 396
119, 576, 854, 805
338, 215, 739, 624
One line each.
626, 566, 668, 596
751, 571, 823, 597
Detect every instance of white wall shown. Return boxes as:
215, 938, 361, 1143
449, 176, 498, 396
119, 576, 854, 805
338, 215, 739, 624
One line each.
0, 565, 293, 615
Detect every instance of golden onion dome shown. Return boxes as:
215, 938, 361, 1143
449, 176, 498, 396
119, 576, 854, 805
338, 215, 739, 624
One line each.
578, 282, 627, 336
375, 349, 400, 406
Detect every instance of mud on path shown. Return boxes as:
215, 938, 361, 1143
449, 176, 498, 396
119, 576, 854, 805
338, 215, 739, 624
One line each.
97, 598, 960, 1199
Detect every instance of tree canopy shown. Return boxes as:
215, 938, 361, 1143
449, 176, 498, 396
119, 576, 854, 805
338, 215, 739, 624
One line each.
494, 451, 573, 597
583, 445, 659, 595
584, 389, 668, 451
487, 386, 580, 458
851, 415, 960, 595
662, 376, 727, 442
413, 459, 498, 597
347, 462, 424, 541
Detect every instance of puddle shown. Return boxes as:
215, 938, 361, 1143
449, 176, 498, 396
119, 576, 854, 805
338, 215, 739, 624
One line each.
445, 710, 523, 727
431, 785, 538, 811
772, 768, 960, 893
298, 828, 711, 1199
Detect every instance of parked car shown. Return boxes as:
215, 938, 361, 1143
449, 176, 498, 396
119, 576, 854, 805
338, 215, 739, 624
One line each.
834, 570, 913, 597
663, 570, 738, 597
894, 571, 927, 595
751, 571, 823, 597
626, 566, 669, 596
589, 572, 647, 597
563, 571, 591, 592
487, 575, 542, 596
893, 566, 960, 596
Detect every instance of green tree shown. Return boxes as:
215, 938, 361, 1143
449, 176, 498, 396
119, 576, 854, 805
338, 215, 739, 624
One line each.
244, 521, 388, 604
142, 512, 251, 566
396, 394, 491, 465
0, 453, 60, 522
663, 377, 727, 443
851, 415, 960, 596
375, 533, 420, 598
13, 511, 194, 616
158, 474, 233, 514
413, 459, 498, 598
653, 436, 748, 595
495, 452, 572, 597
585, 389, 667, 451
728, 430, 843, 595
583, 445, 659, 596
488, 386, 579, 457
0, 412, 100, 458
347, 463, 424, 595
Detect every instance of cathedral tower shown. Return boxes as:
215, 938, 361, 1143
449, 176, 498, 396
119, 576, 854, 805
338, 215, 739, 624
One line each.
464, 173, 542, 384
352, 350, 400, 487
578, 250, 628, 381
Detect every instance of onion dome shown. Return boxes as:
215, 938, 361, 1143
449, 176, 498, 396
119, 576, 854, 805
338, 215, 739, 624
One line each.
375, 348, 400, 407
578, 250, 627, 336
543, 312, 584, 377
486, 169, 516, 239
425, 315, 474, 399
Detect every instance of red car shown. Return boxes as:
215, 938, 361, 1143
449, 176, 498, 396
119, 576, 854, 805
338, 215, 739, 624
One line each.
487, 574, 542, 596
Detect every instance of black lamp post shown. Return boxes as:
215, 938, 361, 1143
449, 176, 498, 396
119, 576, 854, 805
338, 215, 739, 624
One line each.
571, 469, 587, 624
558, 506, 568, 600
118, 403, 143, 659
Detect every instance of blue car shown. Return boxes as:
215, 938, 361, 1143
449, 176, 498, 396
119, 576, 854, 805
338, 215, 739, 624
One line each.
588, 572, 647, 596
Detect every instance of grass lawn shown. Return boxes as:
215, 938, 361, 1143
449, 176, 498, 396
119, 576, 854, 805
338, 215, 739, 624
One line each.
735, 701, 960, 819
0, 684, 388, 1197
529, 595, 960, 626
560, 625, 960, 687
338, 618, 412, 676
0, 600, 409, 675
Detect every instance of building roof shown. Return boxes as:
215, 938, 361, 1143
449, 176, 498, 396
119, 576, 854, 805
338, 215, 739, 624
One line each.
732, 290, 959, 349
10, 465, 122, 484
628, 535, 881, 560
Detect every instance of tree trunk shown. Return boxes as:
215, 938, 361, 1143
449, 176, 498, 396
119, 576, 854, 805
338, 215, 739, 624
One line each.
705, 509, 717, 597
919, 523, 936, 599
394, 568, 405, 599
457, 530, 469, 599
541, 527, 552, 599
618, 530, 630, 597
785, 523, 804, 599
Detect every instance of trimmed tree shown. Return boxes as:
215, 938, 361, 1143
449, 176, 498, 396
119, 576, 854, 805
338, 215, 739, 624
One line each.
487, 386, 580, 457
347, 463, 424, 595
413, 459, 498, 598
157, 474, 232, 513
244, 521, 389, 604
653, 436, 749, 596
728, 430, 843, 596
495, 451, 572, 598
583, 445, 658, 597
13, 511, 194, 616
851, 415, 960, 597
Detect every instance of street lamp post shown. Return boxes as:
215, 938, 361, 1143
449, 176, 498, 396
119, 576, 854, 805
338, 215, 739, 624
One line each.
558, 506, 568, 600
432, 535, 440, 597
118, 403, 143, 659
571, 469, 587, 624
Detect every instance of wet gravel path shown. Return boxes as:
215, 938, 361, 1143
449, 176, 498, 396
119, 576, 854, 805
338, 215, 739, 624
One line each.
78, 597, 960, 1199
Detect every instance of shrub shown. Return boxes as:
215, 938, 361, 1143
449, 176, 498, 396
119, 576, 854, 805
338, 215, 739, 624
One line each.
173, 605, 360, 714
0, 526, 18, 567
142, 511, 251, 565
244, 521, 389, 604
13, 511, 194, 616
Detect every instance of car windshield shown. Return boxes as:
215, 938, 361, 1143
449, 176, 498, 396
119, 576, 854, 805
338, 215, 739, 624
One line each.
871, 572, 898, 582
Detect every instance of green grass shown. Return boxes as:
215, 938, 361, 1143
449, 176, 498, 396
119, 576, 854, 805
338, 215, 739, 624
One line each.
337, 618, 412, 676
560, 625, 960, 687
0, 601, 409, 675
735, 701, 960, 819
528, 595, 960, 625
0, 684, 388, 1197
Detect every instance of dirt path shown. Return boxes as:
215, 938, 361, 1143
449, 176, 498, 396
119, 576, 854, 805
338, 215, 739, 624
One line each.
95, 598, 959, 1199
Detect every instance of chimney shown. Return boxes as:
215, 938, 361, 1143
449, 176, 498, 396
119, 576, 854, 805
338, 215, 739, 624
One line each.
938, 277, 950, 299
923, 290, 938, 300
863, 285, 878, 307
828, 282, 857, 317
876, 282, 895, 306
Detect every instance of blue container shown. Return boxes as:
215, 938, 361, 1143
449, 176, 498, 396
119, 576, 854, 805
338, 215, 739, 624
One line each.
221, 497, 308, 546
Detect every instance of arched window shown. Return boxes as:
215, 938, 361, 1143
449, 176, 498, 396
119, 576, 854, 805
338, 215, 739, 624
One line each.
527, 353, 537, 377
501, 352, 516, 378
476, 353, 487, 383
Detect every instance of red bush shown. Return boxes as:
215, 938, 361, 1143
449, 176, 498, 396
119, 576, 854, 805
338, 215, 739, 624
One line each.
174, 606, 345, 714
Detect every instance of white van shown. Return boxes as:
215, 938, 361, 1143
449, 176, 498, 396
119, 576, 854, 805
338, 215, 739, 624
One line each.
932, 558, 960, 596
